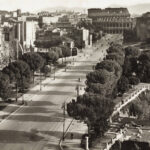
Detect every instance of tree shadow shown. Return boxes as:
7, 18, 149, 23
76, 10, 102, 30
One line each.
40, 130, 62, 139
42, 83, 84, 87
67, 70, 91, 74
27, 91, 75, 96
55, 75, 85, 80
7, 114, 64, 122
16, 106, 53, 114
0, 130, 44, 143
30, 101, 56, 107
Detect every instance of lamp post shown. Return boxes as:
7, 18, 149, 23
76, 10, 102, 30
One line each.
76, 85, 80, 97
40, 70, 42, 91
62, 101, 66, 141
48, 60, 52, 78
65, 63, 67, 72
15, 82, 18, 102
54, 66, 56, 80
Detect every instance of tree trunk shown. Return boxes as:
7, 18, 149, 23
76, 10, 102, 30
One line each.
22, 78, 24, 104
32, 71, 34, 83
65, 57, 66, 63
16, 83, 18, 102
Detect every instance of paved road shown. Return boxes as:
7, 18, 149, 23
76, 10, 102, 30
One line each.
0, 36, 111, 150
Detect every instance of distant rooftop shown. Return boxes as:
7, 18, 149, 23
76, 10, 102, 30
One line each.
88, 7, 130, 17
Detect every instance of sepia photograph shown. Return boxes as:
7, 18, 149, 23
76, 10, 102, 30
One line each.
0, 0, 149, 150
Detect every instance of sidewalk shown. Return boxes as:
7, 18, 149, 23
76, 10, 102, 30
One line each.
61, 119, 88, 150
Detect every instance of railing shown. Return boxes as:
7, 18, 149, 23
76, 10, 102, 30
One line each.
104, 83, 150, 150
110, 83, 150, 119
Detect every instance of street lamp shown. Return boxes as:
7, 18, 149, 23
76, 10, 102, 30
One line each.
76, 84, 80, 97
48, 60, 52, 78
65, 64, 67, 72
54, 66, 56, 80
39, 69, 42, 91
62, 101, 66, 141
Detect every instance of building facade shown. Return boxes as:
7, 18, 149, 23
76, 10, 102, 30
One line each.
136, 12, 150, 41
88, 8, 132, 34
56, 15, 73, 29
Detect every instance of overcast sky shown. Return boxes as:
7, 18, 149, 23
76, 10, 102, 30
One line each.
0, 0, 150, 12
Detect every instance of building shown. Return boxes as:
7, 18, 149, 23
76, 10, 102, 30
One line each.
136, 12, 150, 41
2, 14, 39, 55
88, 8, 132, 34
56, 15, 73, 29
69, 28, 92, 48
82, 28, 92, 47
39, 15, 63, 27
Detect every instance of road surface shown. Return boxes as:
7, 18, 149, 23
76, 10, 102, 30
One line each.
0, 35, 112, 150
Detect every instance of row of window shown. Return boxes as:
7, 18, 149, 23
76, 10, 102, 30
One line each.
94, 22, 131, 28
103, 29, 125, 34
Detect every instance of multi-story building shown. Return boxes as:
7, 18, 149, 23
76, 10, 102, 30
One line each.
56, 15, 73, 29
136, 12, 150, 41
88, 8, 132, 34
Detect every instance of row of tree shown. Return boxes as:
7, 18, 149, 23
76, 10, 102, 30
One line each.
0, 46, 72, 101
67, 43, 125, 137
34, 38, 62, 48
67, 41, 150, 140
118, 46, 150, 95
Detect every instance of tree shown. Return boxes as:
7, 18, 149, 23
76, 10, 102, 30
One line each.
0, 72, 11, 101
34, 38, 62, 48
95, 60, 122, 77
86, 69, 111, 84
85, 69, 118, 97
107, 44, 124, 57
60, 45, 71, 62
22, 52, 44, 83
117, 76, 129, 94
123, 56, 138, 78
47, 51, 59, 64
106, 53, 124, 66
41, 65, 51, 78
2, 60, 31, 101
67, 94, 114, 137
124, 46, 141, 57
136, 51, 150, 82
123, 29, 138, 43
50, 47, 63, 58
129, 76, 140, 85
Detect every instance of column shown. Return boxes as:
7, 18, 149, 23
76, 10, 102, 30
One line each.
85, 136, 89, 150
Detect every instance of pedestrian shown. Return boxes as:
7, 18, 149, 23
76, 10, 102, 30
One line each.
24, 101, 28, 106
78, 78, 81, 82
71, 133, 74, 139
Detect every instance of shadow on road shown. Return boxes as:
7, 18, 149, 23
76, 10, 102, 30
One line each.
7, 114, 64, 122
0, 130, 43, 143
43, 83, 84, 87
55, 75, 85, 80
66, 70, 91, 74
30, 101, 56, 107
27, 91, 75, 96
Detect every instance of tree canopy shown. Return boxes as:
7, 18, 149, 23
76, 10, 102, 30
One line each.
67, 94, 114, 136
124, 46, 141, 57
22, 52, 44, 83
0, 72, 11, 101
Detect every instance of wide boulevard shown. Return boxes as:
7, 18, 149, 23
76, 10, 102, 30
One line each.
0, 35, 114, 150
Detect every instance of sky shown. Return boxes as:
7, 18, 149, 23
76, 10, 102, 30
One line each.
0, 0, 150, 12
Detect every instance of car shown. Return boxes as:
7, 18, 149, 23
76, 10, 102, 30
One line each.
7, 98, 12, 103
